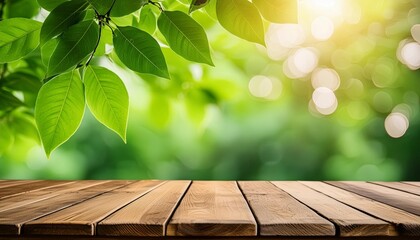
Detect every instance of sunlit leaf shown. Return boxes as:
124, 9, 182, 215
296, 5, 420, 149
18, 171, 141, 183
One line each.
37, 0, 68, 11
0, 18, 42, 64
252, 0, 297, 23
47, 20, 99, 77
35, 71, 85, 157
216, 0, 265, 45
84, 66, 129, 142
87, 0, 113, 15
136, 5, 156, 35
110, 0, 148, 17
158, 11, 213, 65
40, 0, 88, 45
189, 0, 211, 13
94, 26, 113, 56
113, 26, 169, 78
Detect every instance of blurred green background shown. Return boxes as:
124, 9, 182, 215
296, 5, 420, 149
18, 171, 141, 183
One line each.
1, 0, 420, 180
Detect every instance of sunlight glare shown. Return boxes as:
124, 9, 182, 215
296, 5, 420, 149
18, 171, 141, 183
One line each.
311, 68, 340, 91
385, 112, 409, 138
312, 87, 337, 110
400, 42, 420, 70
249, 75, 282, 100
293, 48, 319, 75
311, 16, 335, 41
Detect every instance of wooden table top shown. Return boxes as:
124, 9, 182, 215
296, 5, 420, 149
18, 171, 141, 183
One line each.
0, 180, 419, 239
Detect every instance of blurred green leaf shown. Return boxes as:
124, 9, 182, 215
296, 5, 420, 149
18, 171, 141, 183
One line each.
4, 72, 42, 93
189, 0, 211, 13
252, 0, 297, 23
10, 113, 41, 144
148, 93, 171, 128
158, 11, 213, 65
0, 18, 42, 64
5, 0, 40, 18
110, 0, 148, 17
0, 121, 14, 156
35, 71, 85, 157
87, 0, 113, 15
40, 0, 88, 45
136, 5, 156, 35
113, 26, 169, 78
37, 0, 68, 11
216, 0, 265, 45
47, 20, 99, 77
84, 66, 128, 142
0, 90, 24, 111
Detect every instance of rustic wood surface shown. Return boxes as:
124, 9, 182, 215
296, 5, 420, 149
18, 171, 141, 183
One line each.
0, 180, 418, 239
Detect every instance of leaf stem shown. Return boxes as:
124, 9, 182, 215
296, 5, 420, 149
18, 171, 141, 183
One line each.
148, 0, 163, 11
85, 22, 102, 66
105, 0, 117, 16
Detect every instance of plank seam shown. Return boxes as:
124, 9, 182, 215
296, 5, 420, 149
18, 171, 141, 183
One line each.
268, 181, 340, 237
236, 181, 260, 236
368, 182, 420, 196
93, 180, 167, 235
163, 180, 192, 236
20, 181, 135, 235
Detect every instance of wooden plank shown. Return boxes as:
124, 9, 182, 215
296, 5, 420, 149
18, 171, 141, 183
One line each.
0, 180, 41, 189
167, 181, 257, 236
302, 181, 420, 236
0, 180, 133, 235
369, 182, 420, 196
403, 182, 420, 188
0, 180, 73, 199
327, 181, 420, 216
1, 237, 420, 240
0, 181, 109, 213
24, 180, 164, 236
98, 181, 191, 236
272, 181, 396, 237
238, 181, 335, 236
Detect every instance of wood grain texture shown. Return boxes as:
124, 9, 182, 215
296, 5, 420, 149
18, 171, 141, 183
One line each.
167, 181, 257, 236
0, 180, 41, 189
302, 181, 420, 236
98, 181, 191, 236
238, 181, 335, 236
0, 181, 108, 213
327, 181, 420, 216
272, 181, 395, 237
0, 180, 73, 199
0, 181, 132, 235
24, 180, 164, 236
370, 182, 420, 196
404, 182, 420, 188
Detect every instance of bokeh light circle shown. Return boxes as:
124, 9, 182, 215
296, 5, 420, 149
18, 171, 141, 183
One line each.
385, 112, 409, 138
311, 68, 340, 91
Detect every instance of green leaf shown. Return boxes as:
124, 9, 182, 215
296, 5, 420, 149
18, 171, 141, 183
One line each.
110, 0, 148, 17
87, 0, 114, 15
5, 0, 40, 18
158, 11, 213, 65
94, 26, 113, 56
35, 70, 85, 157
40, 0, 89, 45
0, 18, 42, 64
4, 72, 42, 93
252, 0, 297, 23
136, 5, 156, 35
0, 90, 24, 111
47, 20, 99, 77
41, 38, 58, 66
189, 0, 211, 13
113, 26, 169, 78
37, 0, 69, 11
216, 0, 265, 45
84, 66, 129, 142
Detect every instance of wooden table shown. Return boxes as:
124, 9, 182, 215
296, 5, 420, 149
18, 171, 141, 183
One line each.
0, 180, 419, 239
